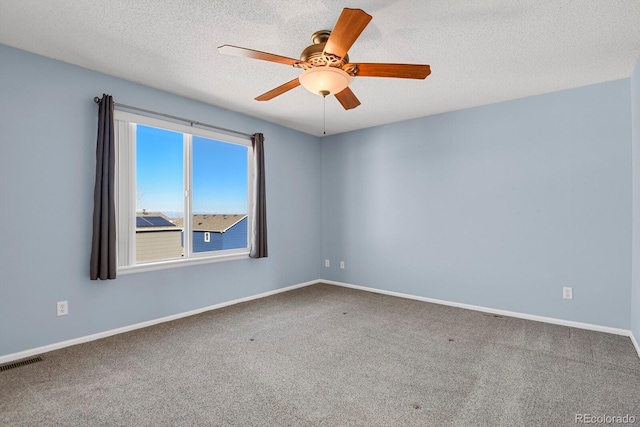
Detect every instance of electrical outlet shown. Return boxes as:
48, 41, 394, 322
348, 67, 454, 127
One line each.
57, 301, 68, 316
325, 259, 330, 268
563, 287, 573, 300
340, 261, 345, 269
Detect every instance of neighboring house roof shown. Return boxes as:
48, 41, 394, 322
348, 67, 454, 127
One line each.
174, 214, 247, 233
136, 211, 180, 232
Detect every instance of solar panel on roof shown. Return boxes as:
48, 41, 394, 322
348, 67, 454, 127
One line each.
136, 216, 174, 227
136, 217, 152, 227
146, 216, 174, 226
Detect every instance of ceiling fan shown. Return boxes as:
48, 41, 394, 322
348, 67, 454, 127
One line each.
218, 8, 431, 110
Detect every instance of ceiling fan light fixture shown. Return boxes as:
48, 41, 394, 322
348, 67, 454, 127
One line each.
299, 67, 351, 96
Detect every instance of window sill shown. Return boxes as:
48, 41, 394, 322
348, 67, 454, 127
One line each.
118, 251, 250, 275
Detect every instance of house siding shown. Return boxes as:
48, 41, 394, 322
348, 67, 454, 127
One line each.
136, 230, 183, 262
193, 217, 248, 253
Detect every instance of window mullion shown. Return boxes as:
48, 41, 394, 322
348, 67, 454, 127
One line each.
183, 133, 193, 259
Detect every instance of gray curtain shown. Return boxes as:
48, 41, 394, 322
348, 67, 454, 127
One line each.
250, 133, 268, 258
90, 94, 116, 280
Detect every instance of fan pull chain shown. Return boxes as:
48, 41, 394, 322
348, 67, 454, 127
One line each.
320, 90, 329, 135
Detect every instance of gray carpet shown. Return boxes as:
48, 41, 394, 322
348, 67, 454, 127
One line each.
1, 283, 639, 426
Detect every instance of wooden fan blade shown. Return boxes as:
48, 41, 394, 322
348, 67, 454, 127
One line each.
218, 45, 299, 66
323, 8, 372, 59
334, 87, 361, 110
349, 63, 431, 79
255, 78, 301, 101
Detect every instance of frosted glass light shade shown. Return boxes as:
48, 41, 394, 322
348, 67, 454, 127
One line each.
299, 67, 351, 95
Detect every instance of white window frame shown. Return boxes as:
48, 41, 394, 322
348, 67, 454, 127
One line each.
114, 111, 253, 274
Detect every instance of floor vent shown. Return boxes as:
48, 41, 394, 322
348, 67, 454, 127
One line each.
0, 356, 43, 372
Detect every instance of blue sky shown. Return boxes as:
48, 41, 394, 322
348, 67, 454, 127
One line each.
136, 125, 248, 215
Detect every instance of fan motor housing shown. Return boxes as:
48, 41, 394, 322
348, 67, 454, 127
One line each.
299, 30, 349, 68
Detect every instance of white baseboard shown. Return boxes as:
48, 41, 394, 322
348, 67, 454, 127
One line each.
321, 280, 632, 337
0, 280, 317, 365
3, 278, 638, 365
631, 332, 640, 359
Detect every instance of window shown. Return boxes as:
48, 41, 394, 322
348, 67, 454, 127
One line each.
115, 111, 253, 273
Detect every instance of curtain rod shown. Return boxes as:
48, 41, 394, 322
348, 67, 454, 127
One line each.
93, 96, 253, 139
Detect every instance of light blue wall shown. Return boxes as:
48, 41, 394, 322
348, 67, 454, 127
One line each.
321, 79, 632, 329
632, 56, 640, 341
0, 44, 322, 357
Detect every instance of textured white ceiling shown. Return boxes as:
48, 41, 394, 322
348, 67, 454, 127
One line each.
1, 1, 639, 136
